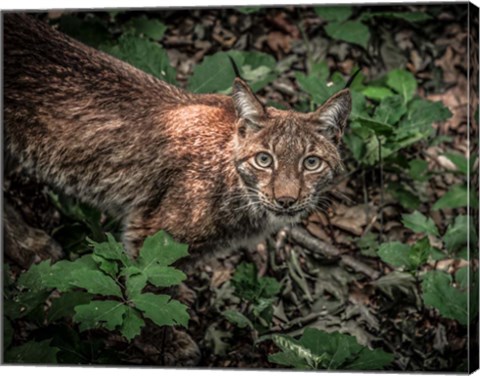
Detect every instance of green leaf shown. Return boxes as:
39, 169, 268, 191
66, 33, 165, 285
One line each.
17, 260, 52, 291
444, 152, 470, 175
259, 277, 282, 298
92, 255, 119, 277
252, 300, 275, 327
270, 334, 325, 369
429, 247, 448, 261
231, 263, 281, 302
74, 300, 127, 331
377, 242, 415, 270
121, 265, 142, 277
132, 293, 189, 328
5, 339, 59, 364
362, 11, 432, 23
401, 211, 439, 236
145, 265, 186, 287
89, 233, 129, 265
58, 15, 111, 48
409, 237, 432, 267
455, 267, 468, 289
468, 269, 480, 320
222, 310, 254, 329
126, 273, 148, 299
100, 34, 176, 84
355, 232, 379, 257
400, 99, 452, 134
188, 51, 236, 93
188, 51, 276, 94
387, 182, 421, 210
268, 350, 310, 369
433, 184, 470, 210
374, 95, 407, 125
386, 69, 417, 104
121, 307, 145, 341
269, 329, 394, 370
350, 91, 368, 118
295, 72, 341, 105
361, 86, 395, 101
363, 134, 381, 165
343, 133, 363, 161
125, 16, 167, 41
301, 329, 362, 369
444, 215, 469, 254
4, 290, 51, 320
314, 6, 352, 22
345, 347, 394, 370
422, 271, 468, 325
48, 291, 93, 322
236, 7, 261, 14
356, 116, 394, 135
70, 269, 123, 297
42, 255, 98, 292
324, 21, 370, 49
138, 230, 189, 269
408, 159, 429, 181
310, 61, 330, 82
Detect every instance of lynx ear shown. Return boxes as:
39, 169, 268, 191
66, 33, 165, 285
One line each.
232, 78, 265, 123
310, 89, 352, 143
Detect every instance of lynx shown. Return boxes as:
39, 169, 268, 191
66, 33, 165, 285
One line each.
4, 13, 351, 258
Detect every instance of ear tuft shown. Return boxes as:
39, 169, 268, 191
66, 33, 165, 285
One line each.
232, 78, 265, 122
311, 89, 351, 142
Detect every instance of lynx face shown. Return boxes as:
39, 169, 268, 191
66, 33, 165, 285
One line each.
232, 78, 351, 223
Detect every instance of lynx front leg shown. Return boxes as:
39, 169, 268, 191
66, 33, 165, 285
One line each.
122, 221, 152, 258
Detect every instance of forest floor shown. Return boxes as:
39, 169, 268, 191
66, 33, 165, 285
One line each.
151, 4, 474, 370
4, 3, 477, 371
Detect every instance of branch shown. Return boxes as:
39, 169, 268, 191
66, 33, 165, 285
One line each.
289, 226, 380, 280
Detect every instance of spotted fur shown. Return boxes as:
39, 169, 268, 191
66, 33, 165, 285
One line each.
4, 13, 351, 255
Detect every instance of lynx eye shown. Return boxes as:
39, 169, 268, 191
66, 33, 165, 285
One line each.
303, 156, 323, 171
255, 152, 273, 168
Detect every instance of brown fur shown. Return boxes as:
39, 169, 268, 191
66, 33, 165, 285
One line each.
4, 13, 351, 255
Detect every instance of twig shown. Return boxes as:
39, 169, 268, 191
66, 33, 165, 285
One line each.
289, 227, 381, 280
376, 134, 385, 241
266, 311, 328, 334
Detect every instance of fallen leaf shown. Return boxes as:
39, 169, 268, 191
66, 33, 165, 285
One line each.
211, 269, 233, 288
330, 204, 374, 236
267, 31, 292, 58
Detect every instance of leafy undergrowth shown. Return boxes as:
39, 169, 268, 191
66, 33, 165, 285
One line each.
4, 231, 189, 364
3, 3, 478, 371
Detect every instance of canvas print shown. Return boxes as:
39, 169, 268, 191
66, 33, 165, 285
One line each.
2, 2, 479, 372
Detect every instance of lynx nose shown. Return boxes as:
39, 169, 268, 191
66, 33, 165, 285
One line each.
276, 196, 297, 209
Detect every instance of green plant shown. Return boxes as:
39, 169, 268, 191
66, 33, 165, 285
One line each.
422, 267, 477, 325
376, 207, 478, 326
294, 63, 452, 186
222, 262, 281, 331
4, 230, 189, 364
48, 191, 115, 254
56, 14, 176, 84
268, 328, 394, 370
188, 51, 278, 94
314, 6, 431, 49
